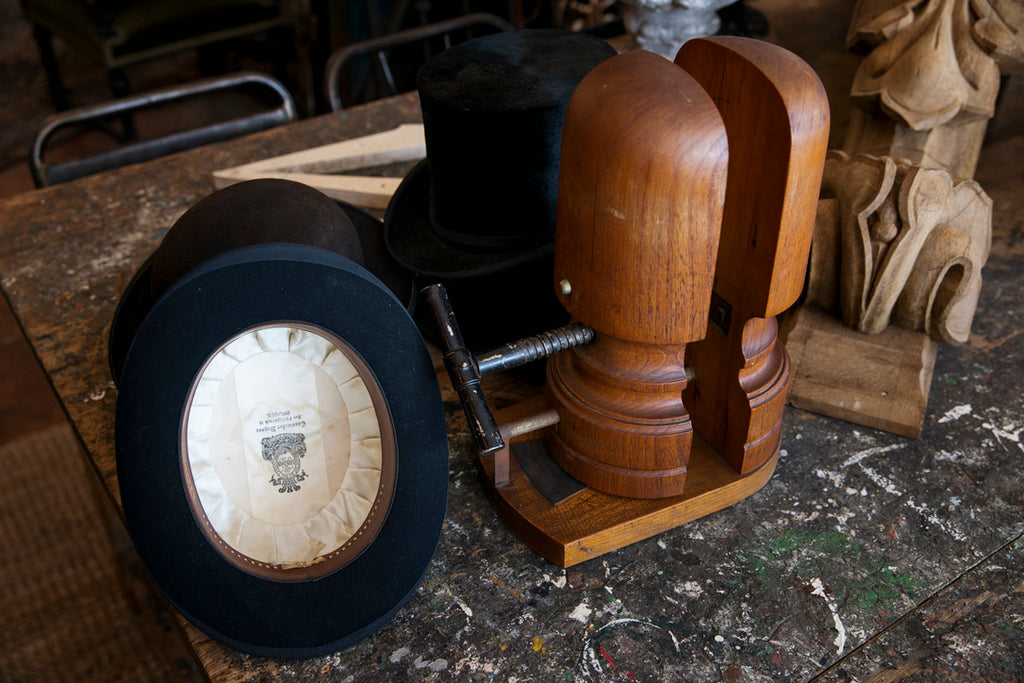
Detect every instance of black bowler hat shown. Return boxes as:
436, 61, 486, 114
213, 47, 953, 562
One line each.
383, 29, 617, 351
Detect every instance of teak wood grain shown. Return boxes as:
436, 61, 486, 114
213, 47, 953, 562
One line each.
486, 398, 778, 568
476, 38, 831, 565
546, 49, 728, 499
676, 37, 830, 475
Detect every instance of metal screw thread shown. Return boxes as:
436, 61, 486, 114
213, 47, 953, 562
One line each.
475, 323, 594, 377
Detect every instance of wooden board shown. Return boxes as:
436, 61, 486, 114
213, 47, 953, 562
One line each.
782, 304, 937, 437
211, 123, 425, 210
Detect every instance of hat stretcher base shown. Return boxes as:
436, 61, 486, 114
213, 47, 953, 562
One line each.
481, 396, 779, 568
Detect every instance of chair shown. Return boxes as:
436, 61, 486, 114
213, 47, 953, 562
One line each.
20, 0, 309, 111
324, 12, 514, 112
29, 71, 297, 187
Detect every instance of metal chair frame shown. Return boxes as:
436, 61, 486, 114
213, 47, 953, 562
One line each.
29, 71, 297, 187
324, 12, 514, 112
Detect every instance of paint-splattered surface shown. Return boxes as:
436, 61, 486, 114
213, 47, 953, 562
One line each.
1, 2, 1023, 680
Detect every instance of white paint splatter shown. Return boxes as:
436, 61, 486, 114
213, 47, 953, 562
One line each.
905, 498, 969, 542
454, 596, 473, 618
544, 573, 567, 589
569, 602, 592, 623
981, 420, 1023, 451
938, 404, 972, 423
842, 443, 904, 468
809, 577, 846, 656
674, 581, 703, 599
781, 509, 821, 522
828, 507, 856, 528
578, 617, 682, 677
840, 444, 905, 495
413, 656, 448, 672
454, 655, 496, 675
815, 468, 846, 488
859, 465, 903, 496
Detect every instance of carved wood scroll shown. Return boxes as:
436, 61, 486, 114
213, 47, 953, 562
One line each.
847, 0, 1020, 131
786, 0, 1022, 436
832, 0, 1022, 339
807, 151, 992, 344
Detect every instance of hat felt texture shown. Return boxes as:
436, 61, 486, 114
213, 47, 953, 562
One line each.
108, 178, 412, 384
383, 29, 616, 351
384, 29, 616, 275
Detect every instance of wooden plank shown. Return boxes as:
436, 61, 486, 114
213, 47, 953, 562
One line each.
211, 123, 425, 209
782, 304, 937, 437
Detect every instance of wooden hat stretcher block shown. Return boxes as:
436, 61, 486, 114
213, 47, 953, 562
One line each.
432, 37, 830, 567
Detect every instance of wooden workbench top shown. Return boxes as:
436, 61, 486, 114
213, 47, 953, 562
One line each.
0, 3, 1021, 679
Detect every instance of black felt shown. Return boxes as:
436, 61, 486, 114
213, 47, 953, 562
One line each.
115, 244, 448, 659
149, 179, 364, 300
385, 161, 568, 352
410, 29, 616, 252
108, 181, 412, 385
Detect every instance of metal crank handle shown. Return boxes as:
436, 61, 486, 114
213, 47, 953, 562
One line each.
420, 283, 594, 456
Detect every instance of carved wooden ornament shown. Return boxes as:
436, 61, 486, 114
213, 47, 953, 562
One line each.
847, 0, 1023, 130
806, 150, 992, 345
784, 0, 1020, 437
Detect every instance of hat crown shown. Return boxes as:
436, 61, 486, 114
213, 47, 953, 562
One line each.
414, 29, 617, 251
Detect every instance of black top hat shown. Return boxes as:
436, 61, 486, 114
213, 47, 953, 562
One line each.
383, 29, 616, 349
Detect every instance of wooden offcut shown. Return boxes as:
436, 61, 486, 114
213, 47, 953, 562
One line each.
211, 123, 425, 210
783, 305, 936, 438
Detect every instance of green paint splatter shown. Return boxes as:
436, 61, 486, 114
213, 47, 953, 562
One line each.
745, 531, 928, 614
746, 553, 770, 577
769, 530, 855, 557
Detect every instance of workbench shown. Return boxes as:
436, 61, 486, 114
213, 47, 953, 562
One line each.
0, 5, 1021, 679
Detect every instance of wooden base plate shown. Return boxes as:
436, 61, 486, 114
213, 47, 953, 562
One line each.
482, 398, 778, 567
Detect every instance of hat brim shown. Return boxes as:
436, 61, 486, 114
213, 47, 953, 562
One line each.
383, 159, 555, 279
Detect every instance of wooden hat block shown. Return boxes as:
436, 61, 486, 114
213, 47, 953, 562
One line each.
473, 37, 830, 568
